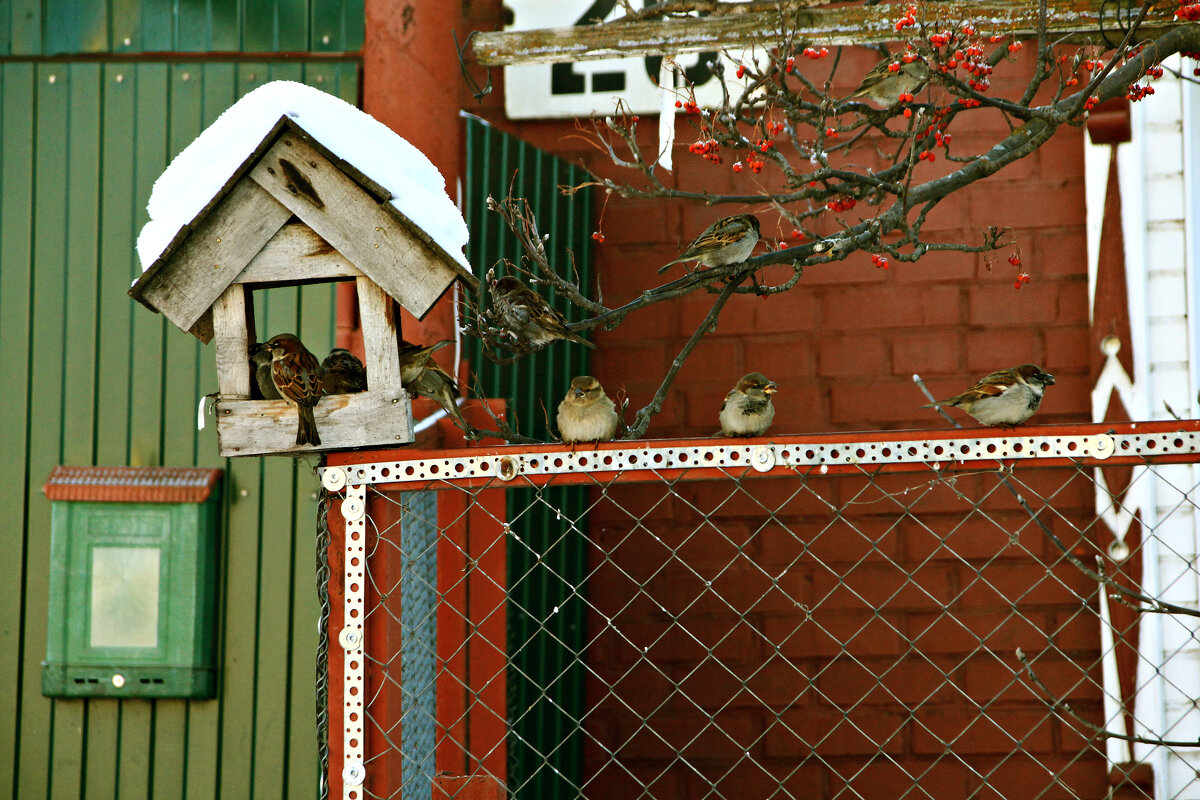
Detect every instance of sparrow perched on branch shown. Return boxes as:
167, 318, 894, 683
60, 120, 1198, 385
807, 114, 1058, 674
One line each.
320, 348, 367, 394
719, 372, 777, 437
845, 58, 930, 107
250, 342, 281, 400
399, 339, 473, 434
265, 333, 323, 446
489, 275, 594, 350
557, 376, 619, 444
658, 214, 761, 274
397, 338, 453, 386
921, 364, 1056, 427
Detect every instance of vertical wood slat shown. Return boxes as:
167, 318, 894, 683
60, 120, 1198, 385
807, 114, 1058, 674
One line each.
21, 60, 70, 800
0, 60, 35, 800
213, 285, 254, 399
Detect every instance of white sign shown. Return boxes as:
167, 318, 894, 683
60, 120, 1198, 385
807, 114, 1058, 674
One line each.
504, 0, 751, 119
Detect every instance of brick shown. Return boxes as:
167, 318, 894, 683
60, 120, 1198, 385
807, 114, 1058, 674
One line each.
617, 707, 758, 760
963, 655, 1100, 705
779, 514, 904, 566
892, 246, 979, 283
820, 285, 962, 330
893, 332, 963, 376
968, 754, 1107, 800
842, 760, 970, 800
968, 283, 1060, 325
809, 561, 950, 611
906, 609, 1049, 655
814, 655, 958, 706
912, 706, 1054, 755
769, 609, 906, 658
964, 328, 1043, 371
602, 198, 672, 245
765, 706, 907, 757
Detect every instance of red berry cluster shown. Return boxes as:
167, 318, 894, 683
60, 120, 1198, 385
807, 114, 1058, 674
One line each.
735, 154, 765, 174
827, 197, 856, 212
803, 47, 829, 59
591, 231, 605, 243
1185, 51, 1200, 76
824, 127, 839, 138
673, 99, 701, 114
785, 56, 796, 73
1147, 65, 1165, 79
1126, 83, 1154, 102
791, 229, 806, 241
767, 121, 784, 135
689, 138, 722, 162
894, 3, 918, 32
1007, 41, 1023, 53
871, 254, 889, 269
735, 65, 746, 79
1176, 1, 1200, 20
1013, 272, 1031, 289
918, 150, 936, 162
1084, 95, 1100, 110
757, 139, 774, 152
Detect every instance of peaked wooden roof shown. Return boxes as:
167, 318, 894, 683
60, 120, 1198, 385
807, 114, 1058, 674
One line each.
130, 116, 478, 342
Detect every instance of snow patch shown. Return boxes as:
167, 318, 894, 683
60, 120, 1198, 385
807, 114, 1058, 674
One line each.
136, 80, 470, 271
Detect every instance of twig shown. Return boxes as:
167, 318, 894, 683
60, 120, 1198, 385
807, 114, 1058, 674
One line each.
624, 272, 748, 438
1016, 647, 1200, 748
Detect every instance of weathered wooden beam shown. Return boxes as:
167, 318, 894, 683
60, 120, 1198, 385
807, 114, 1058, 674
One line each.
474, 0, 1182, 66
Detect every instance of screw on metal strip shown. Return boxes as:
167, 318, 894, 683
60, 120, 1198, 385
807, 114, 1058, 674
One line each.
321, 466, 347, 492
341, 495, 365, 522
1090, 434, 1115, 460
496, 455, 519, 481
342, 761, 365, 787
338, 626, 361, 651
751, 445, 776, 472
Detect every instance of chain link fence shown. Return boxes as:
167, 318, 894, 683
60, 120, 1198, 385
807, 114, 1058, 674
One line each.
323, 424, 1200, 800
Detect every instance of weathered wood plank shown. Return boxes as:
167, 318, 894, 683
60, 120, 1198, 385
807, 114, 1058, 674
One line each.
238, 222, 363, 284
355, 277, 402, 393
214, 389, 414, 457
248, 134, 459, 320
131, 177, 291, 334
473, 0, 1184, 65
213, 284, 253, 399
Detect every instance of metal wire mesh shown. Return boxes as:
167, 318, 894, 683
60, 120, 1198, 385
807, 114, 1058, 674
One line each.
335, 440, 1200, 800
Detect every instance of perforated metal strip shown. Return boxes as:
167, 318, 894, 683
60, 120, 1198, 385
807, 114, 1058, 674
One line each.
319, 430, 1200, 486
338, 482, 367, 797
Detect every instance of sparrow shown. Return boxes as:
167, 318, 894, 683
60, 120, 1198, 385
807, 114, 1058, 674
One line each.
398, 340, 473, 434
489, 275, 594, 350
250, 342, 281, 400
321, 347, 367, 394
845, 58, 930, 107
265, 333, 323, 446
719, 372, 777, 437
397, 338, 453, 386
557, 376, 620, 444
658, 214, 762, 274
921, 364, 1056, 427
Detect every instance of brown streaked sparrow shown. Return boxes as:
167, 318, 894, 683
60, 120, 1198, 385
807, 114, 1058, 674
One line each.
265, 333, 323, 446
557, 376, 620, 444
719, 372, 777, 437
250, 342, 282, 400
321, 347, 367, 395
845, 58, 930, 107
489, 275, 594, 350
397, 338, 453, 386
658, 214, 762, 274
921, 364, 1056, 427
402, 350, 473, 435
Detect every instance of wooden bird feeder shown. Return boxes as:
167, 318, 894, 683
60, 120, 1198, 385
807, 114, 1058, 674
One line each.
130, 115, 478, 457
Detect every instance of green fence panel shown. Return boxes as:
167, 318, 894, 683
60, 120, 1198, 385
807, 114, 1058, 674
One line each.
0, 59, 358, 800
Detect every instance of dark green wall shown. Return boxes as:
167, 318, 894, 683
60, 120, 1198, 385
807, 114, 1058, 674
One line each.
0, 59, 358, 800
1, 0, 363, 55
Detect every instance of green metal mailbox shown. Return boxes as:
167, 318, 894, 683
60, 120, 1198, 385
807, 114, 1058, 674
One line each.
42, 465, 223, 698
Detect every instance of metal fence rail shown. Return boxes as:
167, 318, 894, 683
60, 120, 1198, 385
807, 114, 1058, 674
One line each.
321, 421, 1200, 800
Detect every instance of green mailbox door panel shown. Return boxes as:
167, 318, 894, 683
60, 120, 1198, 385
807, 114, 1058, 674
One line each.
43, 501, 219, 698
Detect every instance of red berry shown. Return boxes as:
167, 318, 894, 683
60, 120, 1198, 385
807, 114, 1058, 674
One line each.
736, 65, 746, 78
1008, 253, 1021, 266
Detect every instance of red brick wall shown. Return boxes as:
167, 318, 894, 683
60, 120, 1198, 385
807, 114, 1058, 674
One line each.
369, 2, 1102, 796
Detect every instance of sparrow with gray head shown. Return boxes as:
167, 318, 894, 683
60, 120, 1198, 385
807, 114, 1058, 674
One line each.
250, 342, 282, 400
658, 214, 761, 275
489, 275, 595, 350
921, 364, 1055, 427
321, 347, 367, 394
397, 339, 453, 386
719, 372, 777, 437
557, 376, 620, 444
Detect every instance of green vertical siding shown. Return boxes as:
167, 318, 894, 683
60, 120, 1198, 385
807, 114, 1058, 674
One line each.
2, 0, 364, 55
0, 60, 359, 800
463, 117, 595, 800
